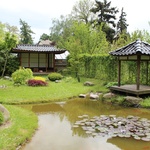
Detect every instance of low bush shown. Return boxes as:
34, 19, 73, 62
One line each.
33, 76, 46, 82
27, 79, 48, 86
12, 68, 33, 85
0, 112, 4, 125
48, 72, 63, 81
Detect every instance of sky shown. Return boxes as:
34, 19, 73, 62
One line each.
0, 0, 150, 43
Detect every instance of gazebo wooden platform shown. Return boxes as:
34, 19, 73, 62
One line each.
109, 39, 150, 97
110, 84, 150, 96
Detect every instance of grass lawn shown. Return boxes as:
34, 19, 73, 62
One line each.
0, 105, 38, 150
0, 77, 108, 104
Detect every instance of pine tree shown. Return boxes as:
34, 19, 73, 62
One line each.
19, 19, 34, 44
117, 7, 128, 34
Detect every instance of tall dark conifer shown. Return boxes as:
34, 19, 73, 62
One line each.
90, 0, 118, 43
117, 7, 128, 34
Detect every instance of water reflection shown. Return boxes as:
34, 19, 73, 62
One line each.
21, 98, 150, 150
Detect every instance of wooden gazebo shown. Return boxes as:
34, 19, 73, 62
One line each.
109, 39, 150, 96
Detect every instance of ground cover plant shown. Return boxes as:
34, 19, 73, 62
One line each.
0, 105, 38, 150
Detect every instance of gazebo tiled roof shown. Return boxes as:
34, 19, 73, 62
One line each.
109, 39, 150, 56
12, 44, 66, 54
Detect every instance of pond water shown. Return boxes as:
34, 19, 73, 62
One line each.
21, 98, 150, 150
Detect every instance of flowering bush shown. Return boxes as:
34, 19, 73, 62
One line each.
33, 76, 46, 82
27, 79, 48, 86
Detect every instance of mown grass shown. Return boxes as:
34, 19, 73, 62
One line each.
0, 77, 108, 104
0, 105, 38, 150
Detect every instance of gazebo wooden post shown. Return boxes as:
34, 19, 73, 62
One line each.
137, 55, 141, 90
118, 60, 121, 87
146, 61, 149, 84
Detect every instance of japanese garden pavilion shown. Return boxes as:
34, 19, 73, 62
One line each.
109, 39, 150, 96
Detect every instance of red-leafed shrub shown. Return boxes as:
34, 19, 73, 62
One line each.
27, 79, 48, 86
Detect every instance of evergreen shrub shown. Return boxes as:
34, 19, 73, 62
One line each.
48, 72, 63, 81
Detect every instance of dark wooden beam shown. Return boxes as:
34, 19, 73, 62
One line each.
118, 60, 121, 87
137, 55, 141, 90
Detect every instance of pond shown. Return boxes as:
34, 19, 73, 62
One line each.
21, 98, 150, 150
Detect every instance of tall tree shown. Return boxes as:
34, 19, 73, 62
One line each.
19, 19, 34, 44
50, 15, 74, 45
90, 0, 118, 43
61, 21, 109, 81
71, 0, 95, 24
117, 8, 128, 34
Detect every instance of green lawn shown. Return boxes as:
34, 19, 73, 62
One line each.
0, 77, 107, 104
0, 105, 38, 150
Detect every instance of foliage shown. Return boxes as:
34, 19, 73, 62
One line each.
50, 15, 74, 44
0, 112, 4, 125
105, 82, 118, 88
27, 79, 48, 86
79, 54, 117, 81
19, 19, 34, 44
70, 0, 95, 24
5, 55, 19, 75
48, 72, 63, 81
0, 105, 38, 150
12, 68, 33, 85
0, 33, 18, 77
140, 98, 150, 108
40, 33, 50, 41
59, 21, 109, 80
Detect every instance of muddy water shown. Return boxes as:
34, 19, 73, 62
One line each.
21, 98, 150, 150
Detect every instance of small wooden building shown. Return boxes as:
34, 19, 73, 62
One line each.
11, 44, 66, 73
109, 39, 150, 96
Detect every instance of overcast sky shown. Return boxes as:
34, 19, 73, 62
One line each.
0, 0, 150, 43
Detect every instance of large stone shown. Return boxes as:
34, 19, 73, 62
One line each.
103, 92, 116, 99
90, 93, 99, 99
84, 81, 94, 86
79, 94, 87, 98
0, 104, 10, 122
123, 96, 143, 107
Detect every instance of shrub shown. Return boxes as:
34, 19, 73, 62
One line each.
105, 82, 118, 88
33, 76, 46, 82
27, 79, 48, 86
0, 112, 4, 125
12, 68, 33, 85
48, 72, 63, 81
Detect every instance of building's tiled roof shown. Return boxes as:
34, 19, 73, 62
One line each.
12, 44, 66, 54
109, 39, 150, 56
